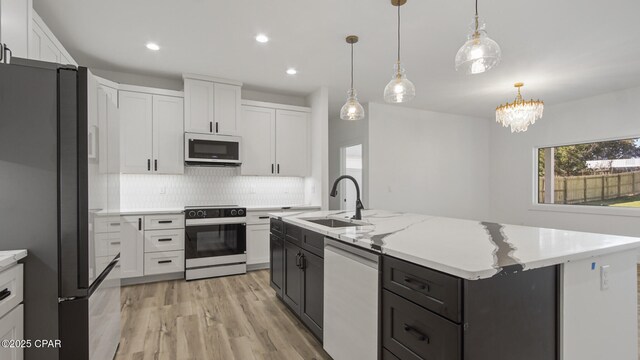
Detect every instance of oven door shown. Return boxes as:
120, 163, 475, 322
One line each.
185, 223, 247, 268
184, 133, 241, 164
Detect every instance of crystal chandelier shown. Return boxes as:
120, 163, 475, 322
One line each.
384, 0, 415, 104
455, 0, 501, 75
495, 83, 544, 133
340, 35, 365, 121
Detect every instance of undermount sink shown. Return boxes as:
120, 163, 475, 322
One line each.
304, 218, 361, 228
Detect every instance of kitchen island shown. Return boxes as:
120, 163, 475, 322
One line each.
270, 209, 640, 360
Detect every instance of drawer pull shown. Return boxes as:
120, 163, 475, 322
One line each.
158, 220, 173, 224
110, 222, 121, 226
403, 276, 429, 291
0, 288, 11, 301
110, 241, 121, 245
403, 324, 429, 343
158, 238, 173, 242
158, 260, 172, 264
259, 216, 270, 219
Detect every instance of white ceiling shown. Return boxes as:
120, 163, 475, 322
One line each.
34, 0, 640, 119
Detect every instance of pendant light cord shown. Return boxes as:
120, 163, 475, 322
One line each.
350, 43, 354, 89
475, 0, 478, 16
397, 3, 401, 64
474, 0, 480, 32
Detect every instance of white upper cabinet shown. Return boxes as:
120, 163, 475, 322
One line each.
240, 106, 276, 176
214, 82, 241, 135
29, 11, 77, 65
183, 74, 242, 135
119, 86, 184, 175
0, 0, 32, 58
153, 95, 184, 174
119, 91, 154, 173
275, 109, 310, 177
184, 78, 214, 134
239, 101, 310, 177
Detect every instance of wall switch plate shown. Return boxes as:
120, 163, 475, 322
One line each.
600, 265, 610, 291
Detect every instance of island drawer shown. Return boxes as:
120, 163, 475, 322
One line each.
382, 348, 401, 360
383, 255, 462, 323
270, 218, 284, 236
284, 223, 303, 246
301, 229, 324, 258
383, 289, 461, 360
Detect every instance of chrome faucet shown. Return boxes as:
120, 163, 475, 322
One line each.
330, 175, 364, 220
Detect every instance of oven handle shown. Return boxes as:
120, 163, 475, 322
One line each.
185, 220, 247, 227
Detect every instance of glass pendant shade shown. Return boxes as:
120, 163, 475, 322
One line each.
455, 17, 501, 75
495, 83, 544, 133
340, 89, 365, 121
384, 63, 415, 103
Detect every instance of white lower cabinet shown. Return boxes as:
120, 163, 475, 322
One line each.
120, 216, 144, 279
0, 304, 24, 360
145, 229, 184, 253
144, 251, 184, 276
247, 224, 270, 266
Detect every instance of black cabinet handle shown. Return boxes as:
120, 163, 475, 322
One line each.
216, 122, 219, 133
209, 122, 213, 133
403, 276, 429, 292
138, 218, 142, 231
158, 260, 172, 264
110, 241, 121, 245
154, 159, 158, 171
158, 220, 173, 224
271, 164, 274, 174
147, 159, 151, 171
0, 288, 11, 301
158, 238, 172, 242
259, 216, 270, 219
295, 252, 301, 268
403, 324, 429, 343
277, 164, 280, 174
110, 222, 120, 226
301, 254, 306, 270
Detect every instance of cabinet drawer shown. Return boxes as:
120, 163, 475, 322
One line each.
270, 218, 284, 236
144, 251, 185, 275
144, 214, 184, 230
145, 229, 185, 253
0, 265, 23, 320
94, 217, 121, 234
383, 255, 462, 323
247, 212, 272, 225
383, 290, 461, 360
382, 348, 401, 360
95, 232, 121, 257
301, 229, 324, 258
284, 223, 302, 246
0, 304, 24, 360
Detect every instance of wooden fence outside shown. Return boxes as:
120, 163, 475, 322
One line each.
539, 171, 640, 204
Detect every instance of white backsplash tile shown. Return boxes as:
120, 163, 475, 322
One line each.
121, 167, 305, 209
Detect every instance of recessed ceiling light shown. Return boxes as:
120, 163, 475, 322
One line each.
255, 34, 269, 43
286, 68, 297, 75
146, 42, 160, 51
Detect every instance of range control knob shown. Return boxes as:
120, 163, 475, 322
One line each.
197, 210, 205, 217
237, 209, 244, 216
230, 209, 237, 216
188, 210, 196, 218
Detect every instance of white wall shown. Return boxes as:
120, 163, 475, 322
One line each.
367, 102, 491, 220
305, 87, 329, 209
489, 86, 640, 237
242, 87, 307, 107
328, 104, 369, 210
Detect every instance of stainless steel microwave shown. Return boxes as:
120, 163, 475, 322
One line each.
184, 133, 242, 166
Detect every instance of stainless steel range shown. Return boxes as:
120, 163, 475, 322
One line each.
184, 206, 247, 280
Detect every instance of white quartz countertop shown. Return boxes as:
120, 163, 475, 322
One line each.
119, 208, 185, 216
271, 210, 640, 280
119, 205, 320, 215
0, 250, 27, 271
246, 205, 321, 211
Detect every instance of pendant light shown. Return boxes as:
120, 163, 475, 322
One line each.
495, 83, 544, 133
455, 0, 502, 75
340, 35, 365, 121
384, 0, 415, 104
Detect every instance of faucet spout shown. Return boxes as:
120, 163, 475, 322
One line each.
330, 175, 364, 220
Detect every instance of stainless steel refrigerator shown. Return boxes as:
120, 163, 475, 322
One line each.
0, 57, 121, 360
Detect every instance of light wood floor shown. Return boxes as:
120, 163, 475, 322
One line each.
115, 270, 331, 360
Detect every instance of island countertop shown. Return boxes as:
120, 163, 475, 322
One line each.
270, 209, 640, 280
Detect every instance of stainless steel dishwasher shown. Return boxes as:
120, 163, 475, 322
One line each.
324, 237, 380, 360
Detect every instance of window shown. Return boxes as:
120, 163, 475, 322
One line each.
537, 138, 640, 208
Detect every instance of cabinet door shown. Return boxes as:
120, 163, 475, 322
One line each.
120, 216, 144, 278
247, 224, 270, 265
152, 95, 184, 174
240, 106, 276, 175
214, 83, 241, 135
184, 78, 214, 134
31, 22, 60, 63
275, 109, 309, 176
1, 0, 31, 58
301, 250, 324, 340
283, 241, 302, 315
0, 304, 23, 360
270, 234, 284, 297
119, 91, 153, 173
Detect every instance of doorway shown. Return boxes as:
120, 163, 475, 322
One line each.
339, 144, 363, 211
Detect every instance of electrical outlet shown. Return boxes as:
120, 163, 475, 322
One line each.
600, 265, 610, 291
